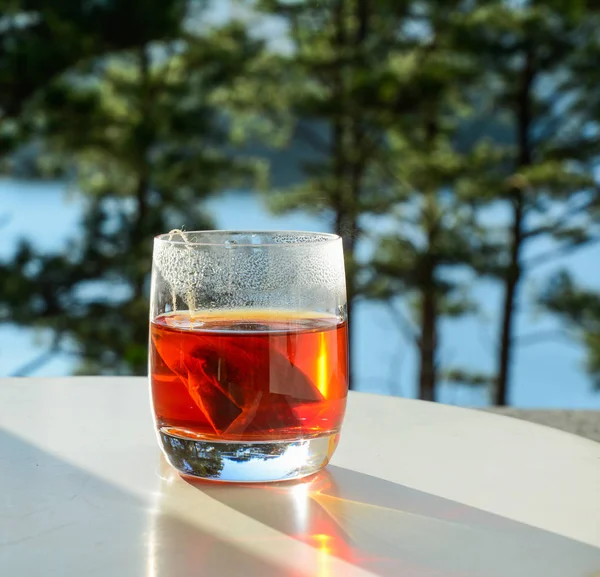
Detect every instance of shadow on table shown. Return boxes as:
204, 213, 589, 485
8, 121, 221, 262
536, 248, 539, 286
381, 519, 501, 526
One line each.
187, 464, 600, 577
6, 424, 599, 577
0, 429, 304, 577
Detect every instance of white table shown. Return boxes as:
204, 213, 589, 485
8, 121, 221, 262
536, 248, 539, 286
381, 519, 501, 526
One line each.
1, 377, 599, 577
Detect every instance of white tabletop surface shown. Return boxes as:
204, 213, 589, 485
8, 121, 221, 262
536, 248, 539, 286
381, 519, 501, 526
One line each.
1, 377, 600, 577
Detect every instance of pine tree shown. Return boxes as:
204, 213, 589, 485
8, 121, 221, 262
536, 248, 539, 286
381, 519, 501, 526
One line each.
459, 0, 598, 405
536, 5, 600, 394
0, 0, 190, 159
366, 0, 496, 401
0, 12, 263, 374
243, 0, 498, 398
232, 0, 424, 387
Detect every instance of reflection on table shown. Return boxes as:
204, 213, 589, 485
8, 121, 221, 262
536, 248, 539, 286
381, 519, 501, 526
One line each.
148, 457, 600, 577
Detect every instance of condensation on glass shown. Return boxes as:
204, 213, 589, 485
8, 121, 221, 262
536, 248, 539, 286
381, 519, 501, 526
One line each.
149, 230, 348, 482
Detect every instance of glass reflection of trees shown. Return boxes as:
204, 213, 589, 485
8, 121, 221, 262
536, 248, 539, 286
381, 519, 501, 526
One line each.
161, 433, 289, 478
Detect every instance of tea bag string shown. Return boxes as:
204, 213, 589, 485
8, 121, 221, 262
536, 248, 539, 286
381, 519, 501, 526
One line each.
167, 229, 196, 314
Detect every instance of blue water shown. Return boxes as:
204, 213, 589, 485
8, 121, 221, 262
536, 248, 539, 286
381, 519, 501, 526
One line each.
2, 177, 600, 408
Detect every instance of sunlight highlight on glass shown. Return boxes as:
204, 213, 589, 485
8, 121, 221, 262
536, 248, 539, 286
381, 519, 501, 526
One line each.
316, 331, 330, 398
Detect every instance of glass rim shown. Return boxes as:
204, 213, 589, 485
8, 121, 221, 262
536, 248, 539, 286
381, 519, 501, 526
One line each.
154, 229, 342, 248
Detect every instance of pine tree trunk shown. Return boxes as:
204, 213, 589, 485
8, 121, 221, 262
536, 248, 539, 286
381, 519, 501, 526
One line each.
495, 198, 523, 405
345, 263, 356, 391
418, 264, 437, 401
331, 0, 359, 389
495, 45, 534, 406
335, 214, 357, 390
417, 106, 440, 402
331, 0, 370, 390
133, 172, 149, 301
338, 0, 369, 391
132, 45, 152, 302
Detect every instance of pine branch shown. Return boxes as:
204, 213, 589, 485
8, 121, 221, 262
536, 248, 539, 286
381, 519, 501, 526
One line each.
9, 334, 64, 377
294, 122, 331, 156
512, 329, 577, 347
10, 349, 59, 377
526, 233, 600, 270
522, 194, 599, 240
386, 302, 419, 344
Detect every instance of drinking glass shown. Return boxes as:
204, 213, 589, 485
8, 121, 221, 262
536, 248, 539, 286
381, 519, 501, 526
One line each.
149, 230, 348, 482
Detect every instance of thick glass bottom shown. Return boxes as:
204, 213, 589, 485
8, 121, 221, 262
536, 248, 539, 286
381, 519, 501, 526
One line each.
159, 428, 340, 483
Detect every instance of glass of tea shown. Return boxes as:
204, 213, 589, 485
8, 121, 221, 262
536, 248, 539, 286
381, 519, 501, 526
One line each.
149, 230, 348, 482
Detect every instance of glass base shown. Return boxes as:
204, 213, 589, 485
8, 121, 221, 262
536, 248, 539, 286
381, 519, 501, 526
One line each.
159, 428, 340, 483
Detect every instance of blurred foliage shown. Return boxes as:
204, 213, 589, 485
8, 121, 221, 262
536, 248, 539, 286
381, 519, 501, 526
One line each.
0, 1, 262, 374
0, 0, 189, 122
534, 3, 600, 394
0, 0, 599, 404
452, 0, 600, 404
363, 1, 497, 401
540, 271, 600, 390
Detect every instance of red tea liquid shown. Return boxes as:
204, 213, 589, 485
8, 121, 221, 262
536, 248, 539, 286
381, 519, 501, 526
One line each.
150, 311, 348, 441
